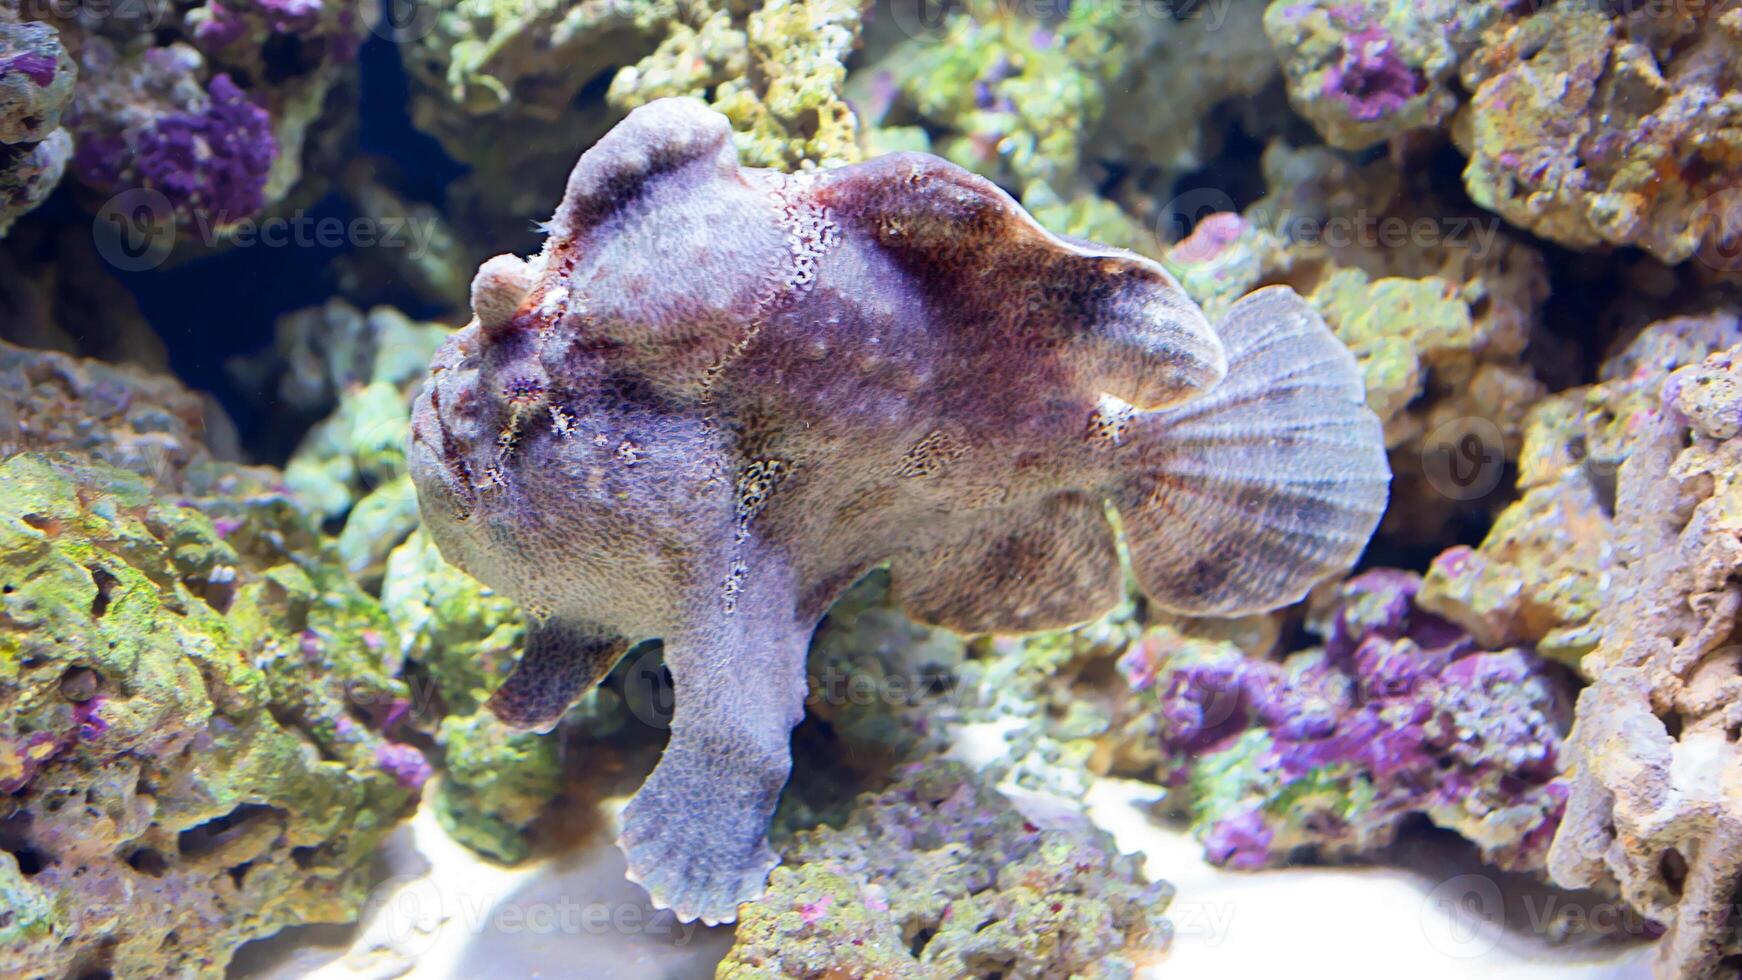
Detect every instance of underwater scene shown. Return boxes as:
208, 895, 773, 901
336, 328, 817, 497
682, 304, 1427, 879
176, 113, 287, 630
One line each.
2, 0, 1740, 976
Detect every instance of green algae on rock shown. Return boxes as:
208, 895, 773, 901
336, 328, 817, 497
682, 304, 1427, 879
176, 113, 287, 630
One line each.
381, 529, 562, 864
852, 0, 1125, 231
1, 337, 424, 976
0, 453, 422, 979
722, 760, 1170, 979
260, 302, 452, 583
409, 0, 866, 255
609, 0, 864, 170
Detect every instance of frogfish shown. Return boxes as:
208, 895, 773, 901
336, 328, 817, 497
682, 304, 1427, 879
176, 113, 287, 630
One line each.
408, 97, 1390, 924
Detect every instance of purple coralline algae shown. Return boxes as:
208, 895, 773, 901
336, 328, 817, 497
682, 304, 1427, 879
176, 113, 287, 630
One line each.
1264, 0, 1470, 150
71, 65, 277, 229
376, 741, 436, 792
0, 51, 55, 88
1122, 569, 1572, 871
35, 0, 364, 236
722, 760, 1171, 978
131, 73, 277, 224
408, 97, 1388, 923
0, 22, 73, 145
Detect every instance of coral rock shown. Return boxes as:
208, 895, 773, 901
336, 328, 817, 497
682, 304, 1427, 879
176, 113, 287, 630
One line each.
0, 339, 422, 976
380, 529, 562, 863
721, 760, 1170, 978
0, 338, 211, 485
1456, 0, 1742, 264
0, 21, 76, 237
52, 0, 363, 237
0, 21, 75, 145
1263, 0, 1476, 150
0, 450, 420, 978
1420, 312, 1742, 671
1550, 332, 1742, 977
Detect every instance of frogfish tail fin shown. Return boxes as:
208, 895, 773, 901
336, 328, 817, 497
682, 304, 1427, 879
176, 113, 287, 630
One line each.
1116, 285, 1390, 617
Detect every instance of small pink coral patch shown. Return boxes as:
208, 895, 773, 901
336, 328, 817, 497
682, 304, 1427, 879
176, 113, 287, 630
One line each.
1169, 212, 1246, 265
799, 896, 831, 924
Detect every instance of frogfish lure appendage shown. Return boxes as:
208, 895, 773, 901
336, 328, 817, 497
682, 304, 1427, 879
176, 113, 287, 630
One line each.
407, 97, 1391, 924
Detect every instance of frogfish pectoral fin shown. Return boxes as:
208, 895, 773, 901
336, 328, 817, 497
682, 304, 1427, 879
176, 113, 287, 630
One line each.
486, 618, 630, 733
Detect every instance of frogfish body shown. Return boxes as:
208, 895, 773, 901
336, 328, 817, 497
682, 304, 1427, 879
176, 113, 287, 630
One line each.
408, 97, 1390, 924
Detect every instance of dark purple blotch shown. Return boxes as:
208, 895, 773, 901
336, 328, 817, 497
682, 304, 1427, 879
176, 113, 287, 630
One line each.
0, 52, 56, 87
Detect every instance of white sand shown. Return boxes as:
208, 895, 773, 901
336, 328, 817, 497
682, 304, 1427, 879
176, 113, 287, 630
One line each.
240, 774, 1655, 979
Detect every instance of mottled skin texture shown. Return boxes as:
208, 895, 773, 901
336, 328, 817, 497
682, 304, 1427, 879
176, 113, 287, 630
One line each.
408, 98, 1390, 923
